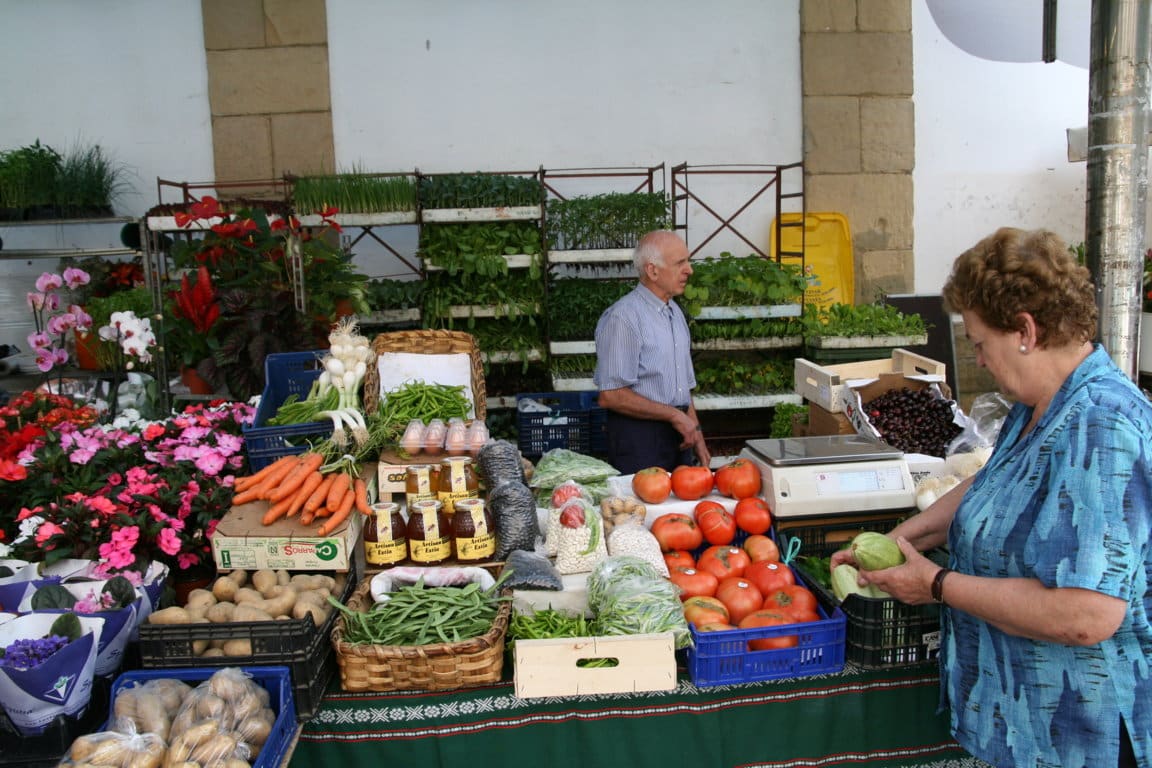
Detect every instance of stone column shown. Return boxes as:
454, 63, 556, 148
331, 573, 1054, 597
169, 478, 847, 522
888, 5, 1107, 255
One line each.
200, 0, 336, 184
800, 0, 915, 301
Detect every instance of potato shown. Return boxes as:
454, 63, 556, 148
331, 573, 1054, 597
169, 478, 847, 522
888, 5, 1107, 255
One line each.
149, 679, 192, 715
195, 692, 227, 720
190, 732, 238, 765
293, 601, 328, 626
205, 602, 237, 623
148, 606, 190, 625
129, 739, 166, 768
221, 638, 253, 656
232, 587, 265, 605
177, 719, 219, 748
276, 569, 291, 586
185, 588, 218, 611
228, 569, 248, 588
185, 603, 210, 621
192, 638, 211, 656
250, 569, 278, 596
259, 585, 297, 617
86, 737, 133, 766
211, 576, 240, 602
112, 688, 139, 720
201, 647, 226, 658
232, 604, 274, 622
68, 733, 104, 761
236, 709, 273, 748
290, 573, 336, 592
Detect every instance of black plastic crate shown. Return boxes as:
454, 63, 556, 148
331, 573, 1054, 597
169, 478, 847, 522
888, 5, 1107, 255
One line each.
779, 520, 945, 669
137, 565, 356, 720
516, 392, 605, 457
775, 514, 908, 560
242, 350, 333, 471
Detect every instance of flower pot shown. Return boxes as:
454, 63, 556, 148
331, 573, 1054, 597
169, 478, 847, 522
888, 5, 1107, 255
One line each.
1140, 313, 1152, 375
171, 562, 216, 606
181, 366, 214, 395
74, 329, 102, 370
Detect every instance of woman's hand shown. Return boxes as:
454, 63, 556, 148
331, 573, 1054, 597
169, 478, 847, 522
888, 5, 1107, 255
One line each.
858, 537, 939, 605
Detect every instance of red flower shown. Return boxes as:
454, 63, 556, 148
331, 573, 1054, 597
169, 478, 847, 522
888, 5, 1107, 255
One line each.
191, 196, 221, 219
170, 266, 220, 334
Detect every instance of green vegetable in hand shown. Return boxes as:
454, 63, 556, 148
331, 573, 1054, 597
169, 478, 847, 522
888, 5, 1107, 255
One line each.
851, 532, 906, 571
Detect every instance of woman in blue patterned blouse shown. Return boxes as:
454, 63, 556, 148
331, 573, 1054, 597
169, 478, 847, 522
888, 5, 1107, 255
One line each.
834, 227, 1150, 768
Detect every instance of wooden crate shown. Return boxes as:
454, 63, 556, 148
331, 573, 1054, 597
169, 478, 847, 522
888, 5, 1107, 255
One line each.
513, 632, 676, 699
793, 348, 946, 413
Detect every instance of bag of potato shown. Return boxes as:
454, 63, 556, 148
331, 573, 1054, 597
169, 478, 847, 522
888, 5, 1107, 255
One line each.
167, 668, 278, 764
108, 677, 194, 742
64, 728, 166, 768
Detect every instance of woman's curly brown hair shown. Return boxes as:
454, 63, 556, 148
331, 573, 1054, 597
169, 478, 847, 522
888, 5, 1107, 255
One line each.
941, 227, 1096, 347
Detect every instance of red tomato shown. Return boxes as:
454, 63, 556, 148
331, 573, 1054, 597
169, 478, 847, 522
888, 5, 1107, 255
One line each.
734, 497, 772, 535
668, 566, 719, 600
632, 466, 672, 504
744, 559, 796, 596
713, 458, 762, 499
696, 545, 752, 581
694, 501, 737, 545
739, 609, 799, 650
715, 576, 764, 624
743, 533, 781, 563
663, 550, 696, 571
550, 482, 585, 509
682, 595, 730, 627
670, 465, 715, 501
696, 622, 737, 633
650, 513, 703, 552
763, 584, 819, 617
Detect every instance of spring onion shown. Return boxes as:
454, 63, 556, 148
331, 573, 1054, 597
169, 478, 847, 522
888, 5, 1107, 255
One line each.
314, 317, 373, 448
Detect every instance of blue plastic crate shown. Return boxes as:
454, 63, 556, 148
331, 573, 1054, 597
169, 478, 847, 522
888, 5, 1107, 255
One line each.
685, 565, 846, 687
242, 350, 333, 471
107, 666, 295, 768
516, 391, 607, 458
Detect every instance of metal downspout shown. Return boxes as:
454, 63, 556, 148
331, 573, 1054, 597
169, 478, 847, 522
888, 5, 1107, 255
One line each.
1085, 0, 1151, 378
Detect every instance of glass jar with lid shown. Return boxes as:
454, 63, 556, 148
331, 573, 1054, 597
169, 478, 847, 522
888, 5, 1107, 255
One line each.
452, 497, 496, 563
363, 501, 407, 567
406, 499, 452, 565
437, 456, 479, 516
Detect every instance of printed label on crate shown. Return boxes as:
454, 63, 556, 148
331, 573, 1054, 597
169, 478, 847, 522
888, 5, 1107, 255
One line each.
923, 629, 941, 653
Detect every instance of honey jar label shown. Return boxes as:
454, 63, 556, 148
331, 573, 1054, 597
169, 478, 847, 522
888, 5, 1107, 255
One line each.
467, 505, 489, 536
365, 539, 407, 566
455, 532, 496, 561
438, 488, 476, 515
419, 507, 441, 538
409, 536, 451, 563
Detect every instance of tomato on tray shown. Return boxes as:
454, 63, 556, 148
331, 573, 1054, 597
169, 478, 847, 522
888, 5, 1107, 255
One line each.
744, 559, 796, 596
734, 497, 772, 535
683, 595, 730, 627
697, 545, 751, 580
671, 465, 714, 501
715, 576, 764, 624
632, 466, 672, 504
651, 513, 703, 552
714, 458, 762, 499
740, 609, 800, 650
668, 566, 719, 600
743, 533, 780, 563
763, 583, 819, 618
664, 549, 696, 571
694, 500, 737, 545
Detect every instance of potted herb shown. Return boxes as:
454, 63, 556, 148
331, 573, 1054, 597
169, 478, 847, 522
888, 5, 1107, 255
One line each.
801, 302, 928, 348
678, 252, 807, 321
292, 171, 417, 215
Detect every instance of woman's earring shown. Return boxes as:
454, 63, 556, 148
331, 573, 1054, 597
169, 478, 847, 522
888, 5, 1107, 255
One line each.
1019, 345, 1027, 353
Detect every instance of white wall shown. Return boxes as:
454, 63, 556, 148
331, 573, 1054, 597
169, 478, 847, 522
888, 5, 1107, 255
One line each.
912, 0, 1090, 294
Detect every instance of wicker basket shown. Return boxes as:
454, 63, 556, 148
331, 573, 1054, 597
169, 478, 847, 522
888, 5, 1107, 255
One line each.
331, 576, 511, 692
363, 329, 487, 419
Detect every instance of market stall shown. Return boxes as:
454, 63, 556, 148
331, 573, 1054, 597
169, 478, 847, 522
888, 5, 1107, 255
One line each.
291, 663, 975, 768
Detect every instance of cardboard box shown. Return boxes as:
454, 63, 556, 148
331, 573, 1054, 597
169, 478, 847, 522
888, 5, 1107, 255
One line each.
212, 501, 363, 572
513, 632, 677, 698
843, 374, 954, 444
806, 403, 856, 436
794, 349, 946, 413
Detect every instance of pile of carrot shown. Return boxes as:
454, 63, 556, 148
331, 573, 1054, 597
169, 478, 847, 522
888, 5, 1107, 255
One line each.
232, 452, 372, 536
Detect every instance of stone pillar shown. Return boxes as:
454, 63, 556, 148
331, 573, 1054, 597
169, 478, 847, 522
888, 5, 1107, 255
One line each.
800, 0, 915, 301
200, 0, 336, 185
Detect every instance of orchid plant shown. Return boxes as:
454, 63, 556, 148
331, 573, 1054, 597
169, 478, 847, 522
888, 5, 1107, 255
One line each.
26, 268, 92, 383
97, 310, 158, 421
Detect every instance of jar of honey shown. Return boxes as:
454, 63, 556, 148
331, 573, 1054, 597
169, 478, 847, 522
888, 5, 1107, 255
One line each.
406, 499, 452, 565
437, 456, 479, 516
452, 498, 496, 563
363, 501, 407, 567
405, 464, 439, 510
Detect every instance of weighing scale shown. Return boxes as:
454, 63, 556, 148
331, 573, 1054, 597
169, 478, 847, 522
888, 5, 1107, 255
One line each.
740, 435, 916, 519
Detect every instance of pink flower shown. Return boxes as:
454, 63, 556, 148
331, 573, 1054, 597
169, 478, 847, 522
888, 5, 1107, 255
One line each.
34, 521, 65, 545
27, 331, 52, 350
35, 272, 63, 293
62, 268, 90, 290
26, 291, 47, 312
177, 552, 202, 569
158, 528, 182, 557
142, 424, 166, 441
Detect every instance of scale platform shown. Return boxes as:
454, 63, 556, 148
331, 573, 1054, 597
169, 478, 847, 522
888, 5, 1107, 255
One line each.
741, 435, 916, 518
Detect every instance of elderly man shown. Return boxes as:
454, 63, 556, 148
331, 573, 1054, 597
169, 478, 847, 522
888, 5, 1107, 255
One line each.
593, 230, 710, 474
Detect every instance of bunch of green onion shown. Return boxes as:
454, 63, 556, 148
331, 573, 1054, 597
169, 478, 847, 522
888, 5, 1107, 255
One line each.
317, 318, 373, 448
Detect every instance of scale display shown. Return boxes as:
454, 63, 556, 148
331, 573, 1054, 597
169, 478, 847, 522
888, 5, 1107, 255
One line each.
814, 467, 906, 495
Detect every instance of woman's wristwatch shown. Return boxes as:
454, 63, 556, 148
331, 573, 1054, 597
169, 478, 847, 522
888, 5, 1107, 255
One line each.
931, 567, 953, 604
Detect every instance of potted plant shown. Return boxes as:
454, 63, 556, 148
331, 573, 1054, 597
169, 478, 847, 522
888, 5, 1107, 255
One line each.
79, 287, 153, 371
801, 301, 928, 347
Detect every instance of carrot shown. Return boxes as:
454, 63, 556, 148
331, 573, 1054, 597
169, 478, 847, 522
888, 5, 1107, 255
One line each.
253, 454, 305, 498
326, 473, 351, 512
304, 473, 339, 515
318, 486, 356, 536
270, 453, 325, 502
300, 507, 317, 526
235, 455, 296, 492
232, 485, 268, 506
262, 496, 294, 525
353, 478, 372, 516
286, 470, 325, 518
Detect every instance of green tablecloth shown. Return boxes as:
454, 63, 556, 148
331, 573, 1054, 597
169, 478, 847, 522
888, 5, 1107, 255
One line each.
291, 662, 992, 768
